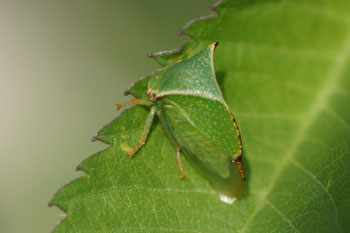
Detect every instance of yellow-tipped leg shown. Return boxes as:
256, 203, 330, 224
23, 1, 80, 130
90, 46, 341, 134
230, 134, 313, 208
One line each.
125, 106, 156, 158
116, 99, 152, 111
116, 103, 125, 110
176, 146, 186, 179
127, 141, 145, 158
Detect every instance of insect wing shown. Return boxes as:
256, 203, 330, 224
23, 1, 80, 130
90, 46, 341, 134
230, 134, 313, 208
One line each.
158, 97, 245, 199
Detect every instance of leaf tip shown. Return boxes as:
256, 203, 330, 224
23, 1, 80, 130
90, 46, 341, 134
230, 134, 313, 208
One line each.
210, 0, 226, 12
177, 30, 184, 36
123, 89, 130, 96
91, 135, 98, 142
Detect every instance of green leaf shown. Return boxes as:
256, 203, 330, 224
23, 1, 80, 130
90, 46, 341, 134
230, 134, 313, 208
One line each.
50, 0, 350, 232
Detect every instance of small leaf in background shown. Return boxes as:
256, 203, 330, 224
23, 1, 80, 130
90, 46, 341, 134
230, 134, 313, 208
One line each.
50, 0, 350, 232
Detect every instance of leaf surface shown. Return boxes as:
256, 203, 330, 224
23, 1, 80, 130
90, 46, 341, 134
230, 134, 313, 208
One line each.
50, 0, 350, 232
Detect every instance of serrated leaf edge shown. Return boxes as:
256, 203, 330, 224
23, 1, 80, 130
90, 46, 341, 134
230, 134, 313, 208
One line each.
147, 0, 227, 66
48, 1, 226, 232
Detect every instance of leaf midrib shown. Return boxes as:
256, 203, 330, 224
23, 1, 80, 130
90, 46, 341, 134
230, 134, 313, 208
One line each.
239, 29, 350, 233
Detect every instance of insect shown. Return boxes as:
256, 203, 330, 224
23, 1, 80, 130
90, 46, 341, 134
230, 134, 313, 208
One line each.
116, 43, 245, 203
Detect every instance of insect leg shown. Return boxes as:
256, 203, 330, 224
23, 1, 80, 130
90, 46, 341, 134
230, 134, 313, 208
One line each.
176, 146, 186, 179
116, 99, 152, 110
127, 106, 156, 158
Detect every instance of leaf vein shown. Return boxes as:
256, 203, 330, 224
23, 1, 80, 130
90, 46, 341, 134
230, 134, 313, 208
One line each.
265, 199, 301, 233
291, 160, 343, 233
67, 185, 216, 205
325, 105, 350, 131
239, 28, 350, 233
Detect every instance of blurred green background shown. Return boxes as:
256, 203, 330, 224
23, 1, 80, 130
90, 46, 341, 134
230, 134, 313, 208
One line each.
0, 1, 216, 232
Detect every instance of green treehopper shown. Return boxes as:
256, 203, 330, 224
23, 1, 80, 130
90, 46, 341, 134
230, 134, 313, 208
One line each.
117, 43, 245, 204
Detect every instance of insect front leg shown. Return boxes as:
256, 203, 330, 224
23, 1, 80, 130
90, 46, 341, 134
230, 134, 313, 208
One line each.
127, 106, 156, 158
116, 99, 152, 110
176, 146, 186, 179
